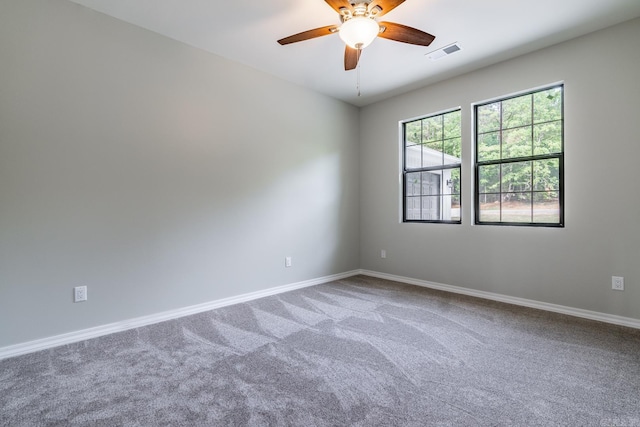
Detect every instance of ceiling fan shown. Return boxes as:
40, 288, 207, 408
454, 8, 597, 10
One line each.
277, 0, 435, 71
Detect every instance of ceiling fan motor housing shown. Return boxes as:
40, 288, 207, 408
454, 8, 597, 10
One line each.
339, 2, 382, 22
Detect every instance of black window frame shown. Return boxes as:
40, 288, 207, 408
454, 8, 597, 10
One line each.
402, 108, 462, 224
474, 84, 564, 227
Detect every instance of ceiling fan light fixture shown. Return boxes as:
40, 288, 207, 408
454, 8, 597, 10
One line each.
339, 17, 379, 49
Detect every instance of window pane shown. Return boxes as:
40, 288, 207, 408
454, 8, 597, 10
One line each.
423, 116, 443, 143
444, 168, 460, 195
533, 192, 560, 223
533, 159, 560, 191
444, 110, 461, 139
502, 193, 532, 223
534, 87, 562, 123
421, 196, 440, 220
421, 171, 441, 196
444, 137, 461, 160
533, 121, 562, 155
502, 95, 532, 129
405, 172, 422, 196
501, 161, 532, 193
405, 196, 421, 220
477, 103, 501, 133
477, 131, 500, 162
405, 120, 421, 146
405, 144, 422, 169
423, 141, 443, 167
502, 126, 532, 159
478, 164, 500, 194
478, 193, 501, 222
450, 195, 461, 221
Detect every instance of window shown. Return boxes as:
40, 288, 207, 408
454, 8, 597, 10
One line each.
475, 85, 564, 226
403, 109, 461, 223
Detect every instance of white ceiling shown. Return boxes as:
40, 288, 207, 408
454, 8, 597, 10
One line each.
69, 0, 640, 107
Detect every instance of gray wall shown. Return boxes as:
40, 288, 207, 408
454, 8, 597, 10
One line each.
2, 1, 638, 350
360, 18, 640, 320
0, 0, 360, 347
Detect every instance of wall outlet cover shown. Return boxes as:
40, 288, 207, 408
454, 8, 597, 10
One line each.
612, 276, 624, 291
74, 286, 87, 302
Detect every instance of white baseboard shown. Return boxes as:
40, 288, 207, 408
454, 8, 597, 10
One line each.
4, 269, 638, 360
0, 270, 361, 360
359, 269, 640, 330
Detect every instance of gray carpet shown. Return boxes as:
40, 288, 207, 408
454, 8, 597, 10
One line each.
1, 275, 640, 426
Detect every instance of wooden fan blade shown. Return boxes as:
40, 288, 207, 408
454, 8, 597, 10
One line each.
344, 46, 360, 71
277, 25, 338, 45
378, 21, 435, 46
325, 0, 353, 14
369, 0, 405, 17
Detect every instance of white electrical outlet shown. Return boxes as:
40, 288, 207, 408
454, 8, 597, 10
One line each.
74, 286, 87, 302
612, 276, 624, 291
285, 257, 292, 268
381, 249, 387, 259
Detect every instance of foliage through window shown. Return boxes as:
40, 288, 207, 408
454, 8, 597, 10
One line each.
475, 85, 564, 226
403, 109, 461, 223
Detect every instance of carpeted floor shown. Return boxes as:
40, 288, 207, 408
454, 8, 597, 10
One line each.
1, 275, 640, 426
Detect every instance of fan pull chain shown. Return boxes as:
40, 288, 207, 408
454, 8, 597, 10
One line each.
357, 48, 362, 97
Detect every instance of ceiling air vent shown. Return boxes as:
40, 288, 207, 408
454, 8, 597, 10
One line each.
426, 43, 462, 61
